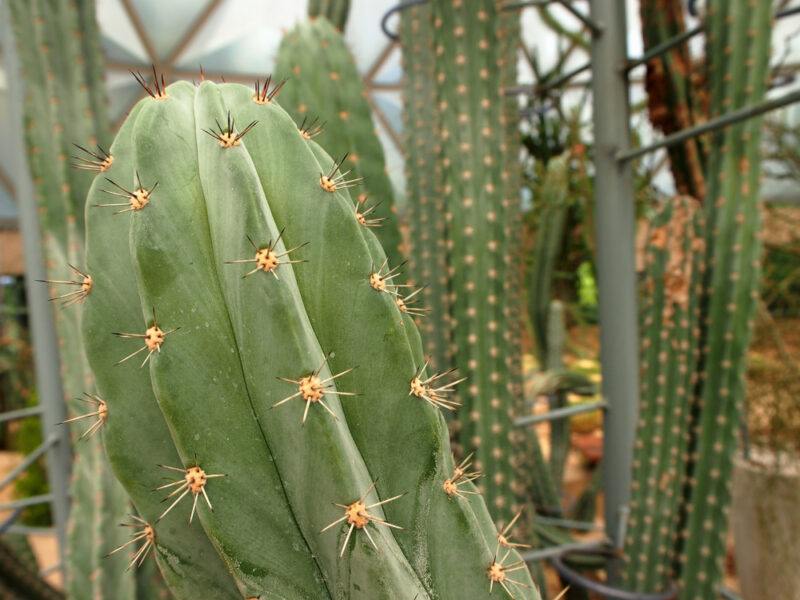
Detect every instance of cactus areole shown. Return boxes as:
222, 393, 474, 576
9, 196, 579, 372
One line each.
81, 78, 540, 599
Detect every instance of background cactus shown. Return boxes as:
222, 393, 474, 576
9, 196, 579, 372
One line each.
624, 1, 774, 597
308, 0, 350, 31
81, 77, 540, 599
427, 0, 525, 528
401, 1, 452, 376
7, 1, 143, 596
274, 14, 403, 272
678, 2, 772, 597
623, 196, 704, 592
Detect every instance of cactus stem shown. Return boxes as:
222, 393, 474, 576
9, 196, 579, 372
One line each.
496, 511, 531, 552
107, 515, 155, 570
369, 258, 412, 294
320, 153, 363, 192
113, 312, 178, 367
202, 111, 258, 148
298, 115, 326, 140
225, 231, 308, 278
354, 198, 385, 228
487, 549, 531, 599
443, 452, 481, 498
253, 75, 287, 105
396, 287, 430, 317
131, 66, 168, 100
37, 263, 92, 306
273, 361, 356, 424
155, 464, 225, 524
71, 143, 113, 172
409, 362, 466, 412
95, 173, 157, 214
320, 482, 404, 557
60, 392, 108, 439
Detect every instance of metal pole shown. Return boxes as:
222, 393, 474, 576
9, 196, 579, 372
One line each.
588, 0, 639, 580
1, 1, 72, 568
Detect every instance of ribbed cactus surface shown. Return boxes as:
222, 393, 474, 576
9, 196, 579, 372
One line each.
401, 2, 452, 375
308, 0, 350, 31
274, 17, 403, 272
678, 2, 772, 597
82, 78, 539, 599
623, 196, 704, 592
7, 1, 140, 597
429, 0, 524, 526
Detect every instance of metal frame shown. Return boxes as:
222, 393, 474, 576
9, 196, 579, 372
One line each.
0, 0, 73, 580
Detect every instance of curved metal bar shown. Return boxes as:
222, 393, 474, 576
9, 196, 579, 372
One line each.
380, 0, 429, 41
550, 554, 677, 600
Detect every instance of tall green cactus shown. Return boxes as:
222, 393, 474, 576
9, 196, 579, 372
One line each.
274, 17, 403, 272
430, 0, 524, 527
81, 78, 539, 600
308, 0, 350, 31
7, 1, 141, 597
679, 1, 772, 597
401, 3, 452, 375
626, 1, 773, 597
623, 196, 704, 593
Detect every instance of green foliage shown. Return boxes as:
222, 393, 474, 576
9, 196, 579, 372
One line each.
274, 18, 403, 272
14, 394, 52, 527
81, 79, 539, 599
307, 0, 350, 31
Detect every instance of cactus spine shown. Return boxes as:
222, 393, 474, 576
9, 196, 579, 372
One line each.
82, 78, 539, 599
401, 3, 452, 375
7, 1, 141, 597
274, 16, 403, 271
428, 0, 524, 526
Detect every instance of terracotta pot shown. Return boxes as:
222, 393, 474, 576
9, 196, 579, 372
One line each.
731, 452, 800, 600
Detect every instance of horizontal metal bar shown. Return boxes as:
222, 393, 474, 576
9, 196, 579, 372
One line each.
0, 434, 57, 492
5, 524, 55, 536
719, 587, 742, 600
501, 0, 554, 9
627, 5, 800, 72
551, 555, 677, 599
0, 405, 42, 424
515, 399, 607, 427
535, 515, 603, 532
505, 61, 592, 97
617, 89, 800, 163
0, 493, 54, 511
0, 509, 22, 535
521, 539, 607, 562
556, 0, 602, 35
39, 562, 63, 577
626, 24, 702, 72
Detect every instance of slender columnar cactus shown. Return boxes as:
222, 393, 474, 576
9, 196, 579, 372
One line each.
7, 1, 141, 597
401, 3, 452, 374
679, 2, 772, 597
274, 17, 403, 271
640, 0, 706, 199
308, 0, 350, 31
623, 196, 704, 593
430, 0, 523, 526
81, 78, 539, 599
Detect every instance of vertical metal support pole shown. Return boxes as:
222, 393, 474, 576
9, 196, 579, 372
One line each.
588, 0, 639, 577
1, 1, 72, 567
